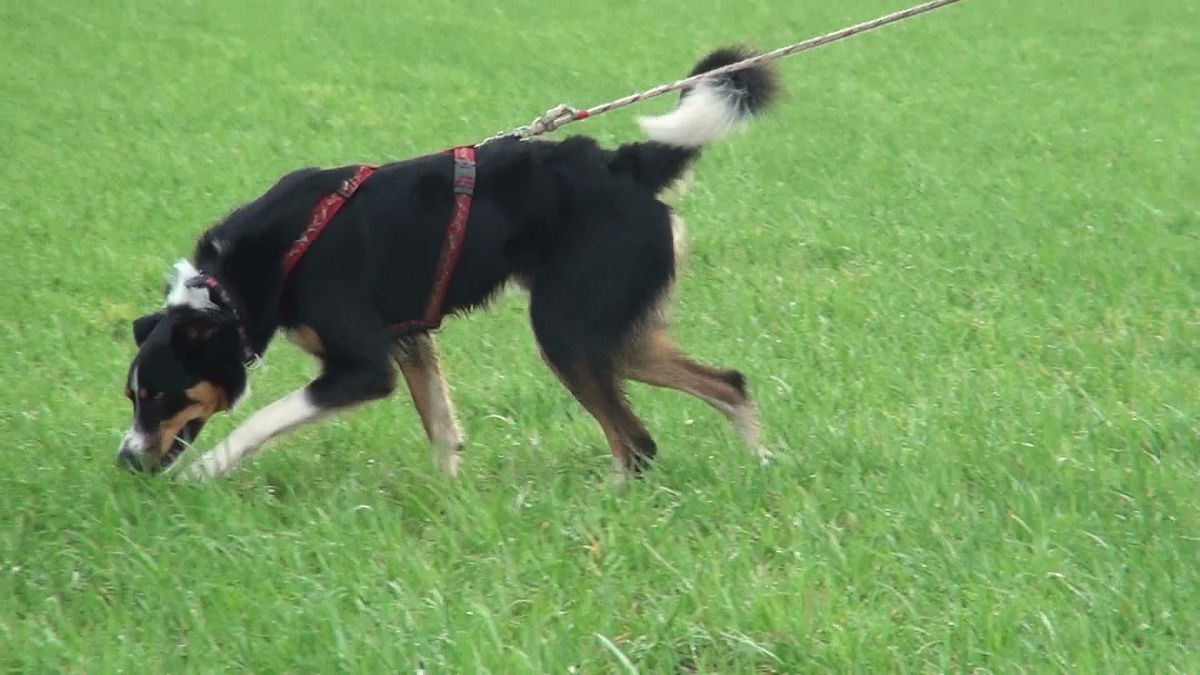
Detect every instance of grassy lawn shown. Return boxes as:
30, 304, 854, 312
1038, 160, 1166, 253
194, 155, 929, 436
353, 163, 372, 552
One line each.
2, 0, 1198, 670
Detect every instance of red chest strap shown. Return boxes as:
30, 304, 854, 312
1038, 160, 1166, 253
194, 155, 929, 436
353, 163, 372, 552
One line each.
281, 164, 377, 281
390, 145, 475, 333
279, 148, 475, 335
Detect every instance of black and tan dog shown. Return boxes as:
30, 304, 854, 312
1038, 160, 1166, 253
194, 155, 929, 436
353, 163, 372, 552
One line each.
118, 48, 779, 480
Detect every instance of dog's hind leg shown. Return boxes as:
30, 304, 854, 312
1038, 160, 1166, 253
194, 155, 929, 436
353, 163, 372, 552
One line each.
525, 196, 679, 476
549, 354, 658, 479
392, 333, 464, 477
530, 294, 658, 479
624, 326, 771, 463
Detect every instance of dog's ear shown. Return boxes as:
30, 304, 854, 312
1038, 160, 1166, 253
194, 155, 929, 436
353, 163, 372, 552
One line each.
132, 311, 165, 346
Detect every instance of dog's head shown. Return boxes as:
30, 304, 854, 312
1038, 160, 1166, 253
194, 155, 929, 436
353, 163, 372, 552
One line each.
117, 262, 249, 474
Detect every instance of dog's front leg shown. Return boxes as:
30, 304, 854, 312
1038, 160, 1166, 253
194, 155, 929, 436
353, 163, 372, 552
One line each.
393, 334, 463, 477
181, 364, 396, 480
179, 388, 329, 480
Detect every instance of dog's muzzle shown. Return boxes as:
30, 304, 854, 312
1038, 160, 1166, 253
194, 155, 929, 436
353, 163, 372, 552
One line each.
116, 448, 145, 472
116, 419, 203, 474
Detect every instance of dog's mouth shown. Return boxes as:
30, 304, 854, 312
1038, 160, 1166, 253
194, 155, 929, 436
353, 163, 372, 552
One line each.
158, 418, 205, 472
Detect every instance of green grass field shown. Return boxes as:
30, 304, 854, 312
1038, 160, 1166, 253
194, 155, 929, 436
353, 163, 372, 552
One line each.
2, 0, 1198, 670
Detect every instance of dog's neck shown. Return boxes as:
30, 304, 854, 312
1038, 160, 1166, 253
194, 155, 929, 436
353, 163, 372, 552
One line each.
192, 234, 286, 359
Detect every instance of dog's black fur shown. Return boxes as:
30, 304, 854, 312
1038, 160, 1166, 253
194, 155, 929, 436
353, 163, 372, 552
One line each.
118, 47, 780, 478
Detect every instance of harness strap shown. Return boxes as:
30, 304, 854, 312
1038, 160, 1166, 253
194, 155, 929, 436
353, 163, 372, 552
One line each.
390, 145, 476, 333
276, 148, 475, 336
281, 164, 377, 281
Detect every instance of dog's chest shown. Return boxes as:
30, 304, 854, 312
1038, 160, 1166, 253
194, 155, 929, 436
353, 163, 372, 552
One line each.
286, 325, 324, 356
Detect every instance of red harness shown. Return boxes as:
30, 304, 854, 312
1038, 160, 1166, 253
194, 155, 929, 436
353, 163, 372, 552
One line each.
280, 145, 476, 333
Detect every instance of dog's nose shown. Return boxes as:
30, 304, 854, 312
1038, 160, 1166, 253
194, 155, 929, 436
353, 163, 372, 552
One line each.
116, 449, 145, 473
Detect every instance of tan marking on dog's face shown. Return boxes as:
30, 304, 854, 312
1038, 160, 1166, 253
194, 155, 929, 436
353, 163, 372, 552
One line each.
181, 324, 218, 342
287, 325, 324, 356
156, 381, 227, 454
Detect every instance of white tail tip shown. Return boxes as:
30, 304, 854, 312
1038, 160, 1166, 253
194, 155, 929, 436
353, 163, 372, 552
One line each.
638, 79, 748, 148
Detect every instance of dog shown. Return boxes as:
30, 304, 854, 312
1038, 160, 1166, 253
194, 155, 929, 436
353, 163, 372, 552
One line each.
117, 47, 780, 481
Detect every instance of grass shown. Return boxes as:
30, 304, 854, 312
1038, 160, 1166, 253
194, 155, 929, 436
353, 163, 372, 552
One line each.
2, 0, 1198, 670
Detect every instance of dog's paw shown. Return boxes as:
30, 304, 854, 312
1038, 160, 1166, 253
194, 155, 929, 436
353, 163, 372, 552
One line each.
608, 457, 634, 488
176, 448, 228, 482
431, 441, 462, 478
435, 451, 461, 478
176, 460, 213, 482
754, 445, 776, 465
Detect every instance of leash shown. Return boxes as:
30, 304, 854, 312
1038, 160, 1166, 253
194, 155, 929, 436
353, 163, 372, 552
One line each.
477, 0, 965, 146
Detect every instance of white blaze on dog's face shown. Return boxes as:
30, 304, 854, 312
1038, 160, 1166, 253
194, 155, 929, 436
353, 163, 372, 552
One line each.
117, 297, 246, 474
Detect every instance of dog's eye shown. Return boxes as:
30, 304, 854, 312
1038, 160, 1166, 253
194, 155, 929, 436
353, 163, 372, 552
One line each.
136, 388, 165, 402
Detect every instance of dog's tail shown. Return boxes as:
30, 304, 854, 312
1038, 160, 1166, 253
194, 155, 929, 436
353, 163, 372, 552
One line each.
640, 46, 780, 147
610, 47, 780, 194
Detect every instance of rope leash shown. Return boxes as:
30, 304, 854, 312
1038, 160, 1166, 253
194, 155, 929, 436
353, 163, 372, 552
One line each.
479, 0, 964, 146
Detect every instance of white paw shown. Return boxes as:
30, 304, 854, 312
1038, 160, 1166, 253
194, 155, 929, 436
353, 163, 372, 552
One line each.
177, 460, 213, 482
432, 442, 462, 478
177, 445, 232, 481
609, 457, 633, 487
754, 445, 776, 465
